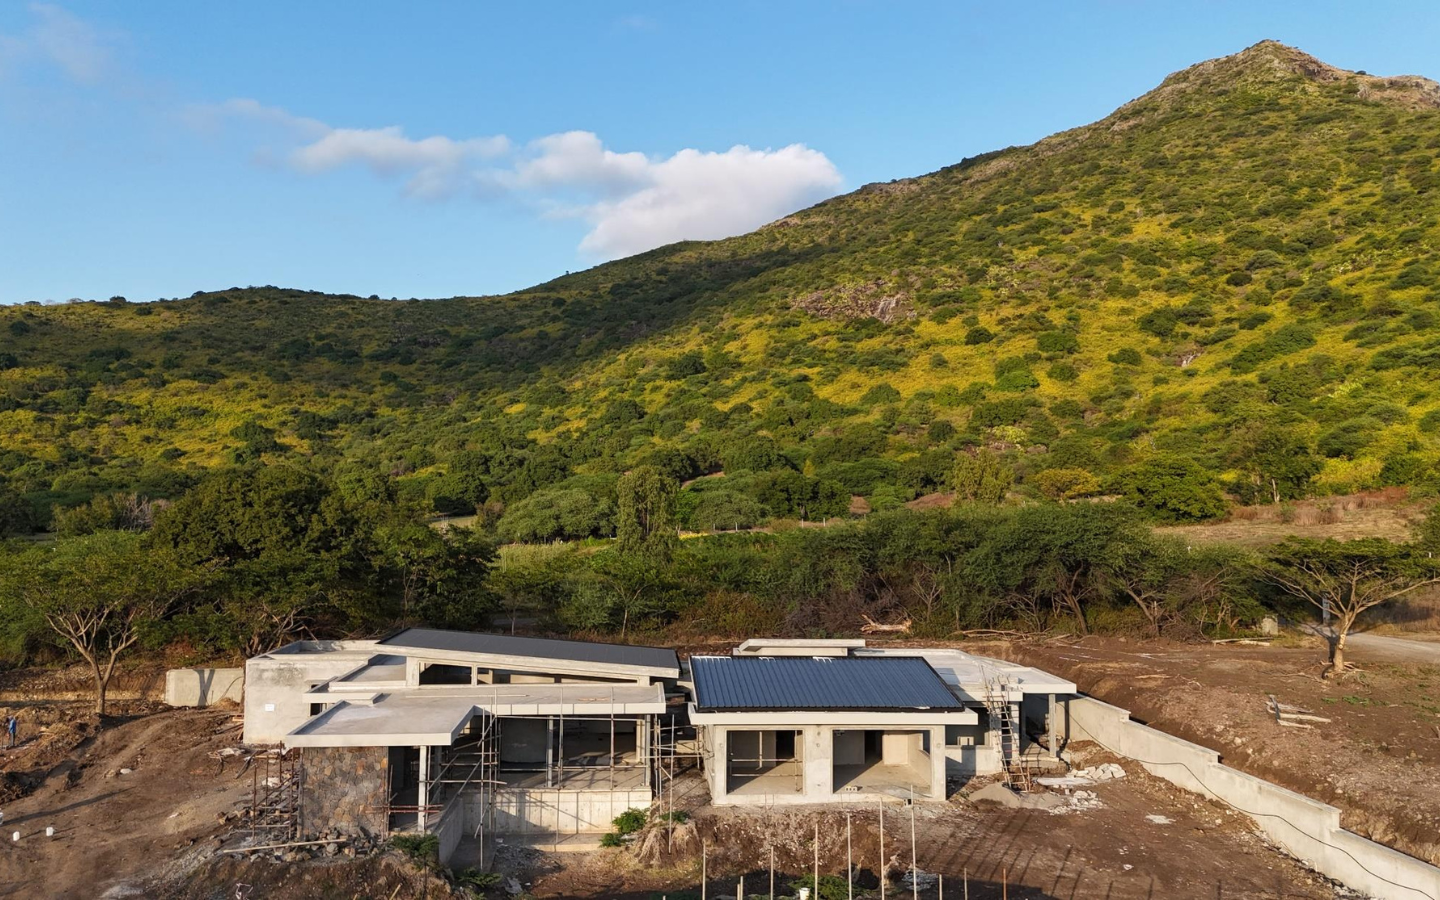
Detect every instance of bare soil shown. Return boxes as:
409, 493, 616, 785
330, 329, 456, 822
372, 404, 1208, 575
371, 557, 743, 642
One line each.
969, 634, 1440, 868
529, 757, 1346, 899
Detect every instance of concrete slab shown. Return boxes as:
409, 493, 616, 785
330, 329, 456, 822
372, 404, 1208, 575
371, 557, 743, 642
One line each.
856, 648, 1077, 702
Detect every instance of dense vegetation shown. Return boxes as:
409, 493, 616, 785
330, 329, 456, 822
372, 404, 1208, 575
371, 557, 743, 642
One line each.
3, 43, 1440, 540
3, 43, 1440, 688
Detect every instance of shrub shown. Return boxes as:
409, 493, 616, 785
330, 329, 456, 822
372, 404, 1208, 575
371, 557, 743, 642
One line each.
1113, 455, 1227, 522
953, 450, 1013, 503
963, 326, 995, 345
390, 833, 440, 869
612, 808, 648, 835
599, 832, 625, 848
1108, 347, 1143, 366
1036, 331, 1080, 354
1033, 468, 1102, 500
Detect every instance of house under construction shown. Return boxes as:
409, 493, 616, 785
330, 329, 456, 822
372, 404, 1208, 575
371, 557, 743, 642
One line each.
243, 628, 687, 862
241, 630, 1073, 862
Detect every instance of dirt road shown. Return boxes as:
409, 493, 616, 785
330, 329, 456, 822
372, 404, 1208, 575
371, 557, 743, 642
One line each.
1300, 624, 1440, 665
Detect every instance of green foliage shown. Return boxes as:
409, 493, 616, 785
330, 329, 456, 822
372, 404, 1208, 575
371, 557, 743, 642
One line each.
612, 808, 648, 835
788, 875, 851, 900
1113, 455, 1228, 522
598, 832, 625, 848
953, 450, 1013, 504
390, 833, 440, 869
497, 489, 613, 543
616, 466, 679, 562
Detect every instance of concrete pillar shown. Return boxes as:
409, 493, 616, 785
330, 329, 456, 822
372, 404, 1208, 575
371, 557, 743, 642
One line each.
1049, 694, 1059, 757
931, 726, 946, 798
417, 745, 430, 831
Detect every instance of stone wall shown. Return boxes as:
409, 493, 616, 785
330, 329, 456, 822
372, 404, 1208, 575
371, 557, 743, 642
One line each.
300, 746, 390, 838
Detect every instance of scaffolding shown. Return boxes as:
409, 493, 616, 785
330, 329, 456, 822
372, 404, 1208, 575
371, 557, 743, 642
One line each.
247, 748, 303, 843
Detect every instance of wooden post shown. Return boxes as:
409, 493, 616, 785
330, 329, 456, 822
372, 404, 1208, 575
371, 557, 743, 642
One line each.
737, 875, 744, 900
910, 786, 918, 900
770, 844, 775, 900
846, 812, 853, 900
879, 801, 886, 900
702, 839, 707, 900
938, 874, 943, 900
962, 868, 967, 900
1002, 866, 1007, 900
813, 819, 819, 898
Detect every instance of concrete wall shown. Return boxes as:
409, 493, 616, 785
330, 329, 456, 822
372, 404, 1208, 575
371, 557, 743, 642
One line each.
476, 788, 652, 835
833, 730, 865, 766
432, 796, 465, 865
165, 668, 244, 707
299, 746, 390, 838
707, 724, 946, 805
244, 650, 376, 744
1065, 695, 1440, 900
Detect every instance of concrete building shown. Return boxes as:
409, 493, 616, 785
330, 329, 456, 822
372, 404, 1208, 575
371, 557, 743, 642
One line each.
243, 628, 683, 862
690, 639, 1075, 803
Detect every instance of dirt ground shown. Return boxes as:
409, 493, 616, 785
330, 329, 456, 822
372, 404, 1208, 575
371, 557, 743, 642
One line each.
0, 702, 253, 899
967, 633, 1440, 869
524, 754, 1350, 899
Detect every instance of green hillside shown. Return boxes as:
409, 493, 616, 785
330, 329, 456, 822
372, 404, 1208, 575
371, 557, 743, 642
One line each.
4, 41, 1440, 534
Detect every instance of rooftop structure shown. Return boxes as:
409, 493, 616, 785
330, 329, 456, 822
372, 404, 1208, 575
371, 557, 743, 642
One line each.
689, 656, 964, 712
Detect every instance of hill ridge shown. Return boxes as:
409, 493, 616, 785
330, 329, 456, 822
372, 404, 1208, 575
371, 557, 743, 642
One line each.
2, 41, 1439, 532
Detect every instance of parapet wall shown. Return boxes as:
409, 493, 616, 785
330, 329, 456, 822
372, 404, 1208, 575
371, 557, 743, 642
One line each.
1064, 695, 1440, 900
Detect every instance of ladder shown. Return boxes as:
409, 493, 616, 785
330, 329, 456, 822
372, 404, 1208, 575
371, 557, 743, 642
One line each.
984, 677, 1034, 792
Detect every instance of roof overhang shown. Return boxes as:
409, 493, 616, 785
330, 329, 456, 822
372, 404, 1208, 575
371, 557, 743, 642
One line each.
283, 683, 669, 749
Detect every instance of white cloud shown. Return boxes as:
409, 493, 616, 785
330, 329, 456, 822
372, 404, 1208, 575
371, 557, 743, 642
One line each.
575, 143, 842, 258
203, 101, 845, 258
0, 3, 115, 84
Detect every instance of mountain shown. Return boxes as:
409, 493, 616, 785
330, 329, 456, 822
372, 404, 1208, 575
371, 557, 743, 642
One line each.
3, 41, 1440, 529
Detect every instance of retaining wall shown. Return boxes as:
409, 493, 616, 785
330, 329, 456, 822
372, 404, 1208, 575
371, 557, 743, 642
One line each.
476, 788, 652, 835
1064, 695, 1440, 900
164, 668, 244, 707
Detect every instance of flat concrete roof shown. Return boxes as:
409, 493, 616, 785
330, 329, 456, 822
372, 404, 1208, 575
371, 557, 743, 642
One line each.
854, 648, 1076, 702
284, 683, 669, 748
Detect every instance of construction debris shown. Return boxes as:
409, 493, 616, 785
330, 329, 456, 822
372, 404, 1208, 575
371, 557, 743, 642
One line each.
859, 615, 912, 634
1266, 695, 1331, 729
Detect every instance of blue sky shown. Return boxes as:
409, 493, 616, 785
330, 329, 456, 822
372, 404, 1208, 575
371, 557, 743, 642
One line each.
2, 2, 1438, 304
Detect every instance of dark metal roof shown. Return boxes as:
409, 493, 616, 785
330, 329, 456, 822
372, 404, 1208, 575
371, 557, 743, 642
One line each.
689, 656, 963, 712
377, 628, 680, 673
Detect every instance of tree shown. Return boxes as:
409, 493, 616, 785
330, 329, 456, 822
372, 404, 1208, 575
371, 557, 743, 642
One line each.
1033, 468, 1101, 501
1102, 533, 1185, 636
1262, 538, 1440, 676
0, 532, 207, 714
0, 483, 34, 537
952, 449, 1013, 504
615, 466, 678, 562
1113, 455, 1227, 522
496, 489, 613, 543
689, 490, 766, 532
1231, 423, 1321, 503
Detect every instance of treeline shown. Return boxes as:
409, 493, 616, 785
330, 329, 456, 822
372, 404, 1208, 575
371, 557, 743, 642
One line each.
5, 461, 1438, 712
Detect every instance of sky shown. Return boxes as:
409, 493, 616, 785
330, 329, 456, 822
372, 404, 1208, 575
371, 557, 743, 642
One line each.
1, 2, 1438, 304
